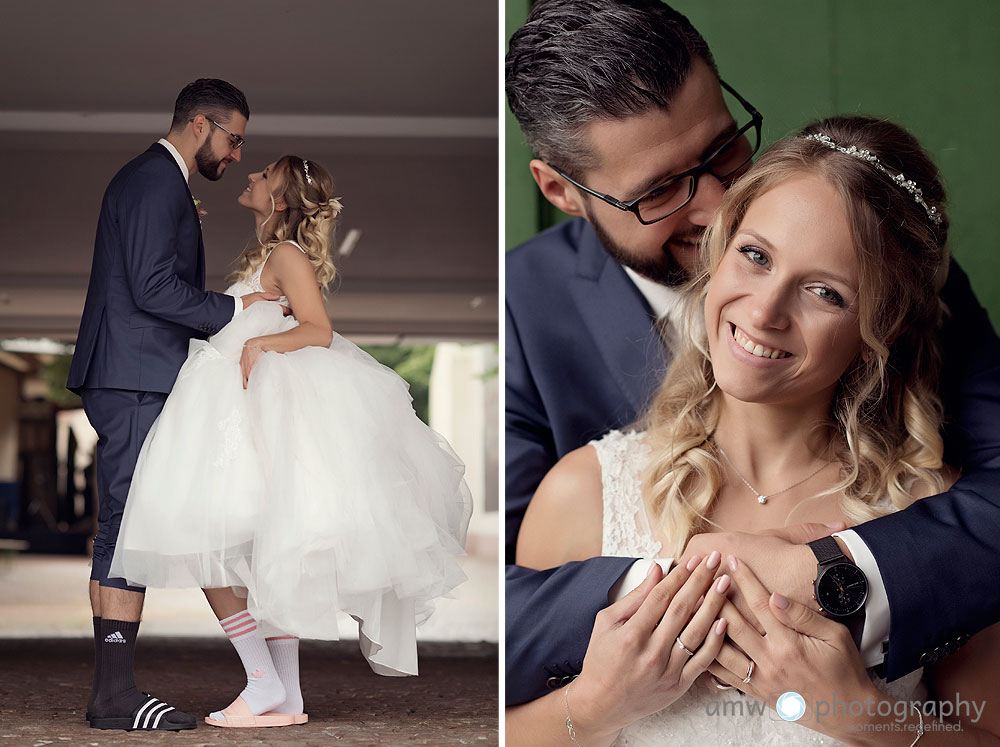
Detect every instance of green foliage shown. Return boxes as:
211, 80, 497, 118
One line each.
41, 354, 81, 407
360, 345, 436, 424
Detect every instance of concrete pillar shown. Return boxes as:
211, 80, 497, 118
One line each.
428, 343, 498, 558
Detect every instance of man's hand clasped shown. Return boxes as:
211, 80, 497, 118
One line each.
678, 522, 845, 631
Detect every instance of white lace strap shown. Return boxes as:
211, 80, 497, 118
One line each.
283, 239, 307, 255
591, 430, 662, 558
255, 240, 308, 287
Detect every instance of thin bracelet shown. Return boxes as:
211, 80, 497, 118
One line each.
563, 680, 581, 745
910, 703, 925, 746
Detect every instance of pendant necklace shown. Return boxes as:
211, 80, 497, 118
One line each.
715, 444, 835, 505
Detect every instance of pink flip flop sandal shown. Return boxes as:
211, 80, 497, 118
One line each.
270, 712, 308, 724
204, 697, 307, 728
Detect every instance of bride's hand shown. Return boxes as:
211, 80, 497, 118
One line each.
241, 340, 264, 389
567, 552, 731, 744
708, 556, 879, 736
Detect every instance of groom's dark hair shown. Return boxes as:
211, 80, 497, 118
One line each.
170, 78, 250, 131
506, 0, 715, 178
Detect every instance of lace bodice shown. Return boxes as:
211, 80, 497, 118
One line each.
592, 430, 662, 558
589, 429, 925, 747
225, 240, 307, 303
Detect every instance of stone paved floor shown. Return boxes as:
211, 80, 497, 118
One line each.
0, 638, 498, 746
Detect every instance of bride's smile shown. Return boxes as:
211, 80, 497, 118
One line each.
237, 161, 284, 221
729, 324, 791, 360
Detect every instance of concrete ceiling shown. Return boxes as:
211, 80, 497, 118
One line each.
0, 1, 498, 343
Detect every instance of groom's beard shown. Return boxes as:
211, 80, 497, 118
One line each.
585, 204, 698, 288
195, 141, 227, 182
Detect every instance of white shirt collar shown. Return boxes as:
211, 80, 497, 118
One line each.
157, 138, 190, 184
623, 266, 686, 326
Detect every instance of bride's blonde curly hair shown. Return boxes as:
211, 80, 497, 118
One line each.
639, 116, 950, 556
228, 155, 341, 289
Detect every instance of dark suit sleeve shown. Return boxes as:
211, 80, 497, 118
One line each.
120, 168, 235, 332
852, 259, 1000, 679
505, 299, 560, 564
505, 558, 635, 706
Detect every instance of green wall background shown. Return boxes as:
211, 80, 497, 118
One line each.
505, 1, 1000, 324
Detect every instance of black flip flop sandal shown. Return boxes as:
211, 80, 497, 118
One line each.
89, 693, 196, 731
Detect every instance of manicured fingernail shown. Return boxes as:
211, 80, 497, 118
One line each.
646, 562, 657, 578
686, 555, 702, 572
715, 574, 730, 593
728, 555, 739, 571
715, 618, 727, 636
706, 550, 721, 570
772, 592, 790, 610
825, 522, 844, 529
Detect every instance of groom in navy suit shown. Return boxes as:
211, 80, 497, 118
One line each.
67, 79, 278, 730
505, 0, 1000, 707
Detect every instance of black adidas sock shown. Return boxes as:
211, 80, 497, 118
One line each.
87, 616, 102, 714
90, 619, 146, 718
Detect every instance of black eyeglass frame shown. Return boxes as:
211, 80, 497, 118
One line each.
189, 116, 245, 150
549, 79, 763, 225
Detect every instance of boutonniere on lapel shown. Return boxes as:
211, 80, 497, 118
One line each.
192, 197, 207, 226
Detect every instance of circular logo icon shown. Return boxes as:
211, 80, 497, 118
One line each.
776, 691, 806, 722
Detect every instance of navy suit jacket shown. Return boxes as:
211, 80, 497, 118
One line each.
505, 218, 669, 558
505, 217, 1000, 705
68, 143, 235, 395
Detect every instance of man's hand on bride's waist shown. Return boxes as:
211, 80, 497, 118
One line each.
240, 291, 282, 309
678, 522, 847, 631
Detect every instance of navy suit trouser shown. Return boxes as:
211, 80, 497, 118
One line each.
81, 387, 167, 591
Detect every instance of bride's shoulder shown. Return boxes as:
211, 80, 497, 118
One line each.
515, 444, 603, 570
259, 241, 315, 289
267, 241, 309, 265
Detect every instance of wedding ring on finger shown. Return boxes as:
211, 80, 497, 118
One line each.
675, 637, 696, 657
743, 660, 755, 685
710, 674, 734, 690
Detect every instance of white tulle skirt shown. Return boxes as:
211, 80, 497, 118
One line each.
109, 302, 472, 676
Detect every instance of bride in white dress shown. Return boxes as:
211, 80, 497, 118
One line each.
110, 155, 472, 727
509, 116, 1000, 744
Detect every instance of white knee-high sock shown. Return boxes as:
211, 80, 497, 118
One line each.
211, 611, 285, 719
265, 636, 304, 715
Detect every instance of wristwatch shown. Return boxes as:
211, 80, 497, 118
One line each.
807, 536, 867, 649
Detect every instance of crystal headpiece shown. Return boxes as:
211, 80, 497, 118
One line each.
804, 133, 942, 225
302, 159, 313, 185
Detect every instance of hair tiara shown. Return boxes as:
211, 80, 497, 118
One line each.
302, 159, 313, 185
803, 133, 942, 225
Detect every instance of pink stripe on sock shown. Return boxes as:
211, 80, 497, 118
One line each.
221, 611, 257, 638
220, 611, 252, 629
226, 621, 257, 638
219, 615, 255, 630
265, 635, 298, 641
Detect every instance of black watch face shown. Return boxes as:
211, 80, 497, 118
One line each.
816, 562, 868, 617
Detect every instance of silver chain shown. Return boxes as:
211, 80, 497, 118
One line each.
716, 444, 834, 505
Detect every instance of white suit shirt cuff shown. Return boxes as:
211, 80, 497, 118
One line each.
232, 296, 243, 319
609, 558, 675, 602
834, 529, 890, 667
